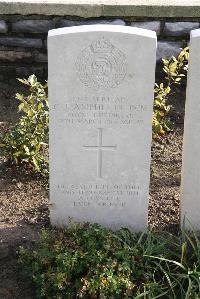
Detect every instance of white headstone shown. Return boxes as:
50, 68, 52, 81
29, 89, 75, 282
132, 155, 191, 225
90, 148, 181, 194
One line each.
181, 29, 200, 230
48, 25, 156, 230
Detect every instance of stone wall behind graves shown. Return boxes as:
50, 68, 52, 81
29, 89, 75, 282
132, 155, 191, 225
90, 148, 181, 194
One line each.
0, 0, 199, 80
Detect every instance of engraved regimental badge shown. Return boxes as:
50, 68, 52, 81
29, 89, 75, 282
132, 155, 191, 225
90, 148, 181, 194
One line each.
76, 38, 127, 90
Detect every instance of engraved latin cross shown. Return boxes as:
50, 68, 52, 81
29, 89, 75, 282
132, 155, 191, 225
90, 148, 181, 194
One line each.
83, 128, 117, 178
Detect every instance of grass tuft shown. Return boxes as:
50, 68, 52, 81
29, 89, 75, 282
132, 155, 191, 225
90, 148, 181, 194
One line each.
19, 222, 200, 298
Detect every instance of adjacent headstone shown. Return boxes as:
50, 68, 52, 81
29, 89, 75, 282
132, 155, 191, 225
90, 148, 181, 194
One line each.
48, 25, 156, 230
181, 29, 200, 230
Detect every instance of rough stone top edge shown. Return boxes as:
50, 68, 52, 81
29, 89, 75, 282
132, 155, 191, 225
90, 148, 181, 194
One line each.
2, 0, 200, 5
1, 0, 200, 17
48, 25, 157, 39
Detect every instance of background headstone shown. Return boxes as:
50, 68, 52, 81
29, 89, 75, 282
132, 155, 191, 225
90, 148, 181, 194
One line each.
48, 25, 156, 230
181, 29, 200, 230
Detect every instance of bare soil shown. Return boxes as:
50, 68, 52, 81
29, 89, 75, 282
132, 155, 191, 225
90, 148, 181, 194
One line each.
0, 80, 186, 298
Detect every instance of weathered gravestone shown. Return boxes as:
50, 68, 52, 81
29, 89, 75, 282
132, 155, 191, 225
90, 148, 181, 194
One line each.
48, 25, 156, 230
181, 29, 200, 230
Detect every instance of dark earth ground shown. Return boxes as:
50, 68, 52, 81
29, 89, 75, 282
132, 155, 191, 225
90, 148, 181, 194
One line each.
0, 79, 185, 298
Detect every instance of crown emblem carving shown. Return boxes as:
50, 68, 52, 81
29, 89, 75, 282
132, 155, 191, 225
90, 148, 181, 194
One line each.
90, 38, 114, 53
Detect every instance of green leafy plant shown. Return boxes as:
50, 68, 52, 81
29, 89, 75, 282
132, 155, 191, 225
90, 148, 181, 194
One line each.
0, 75, 49, 175
19, 223, 200, 299
0, 48, 189, 174
153, 47, 189, 139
